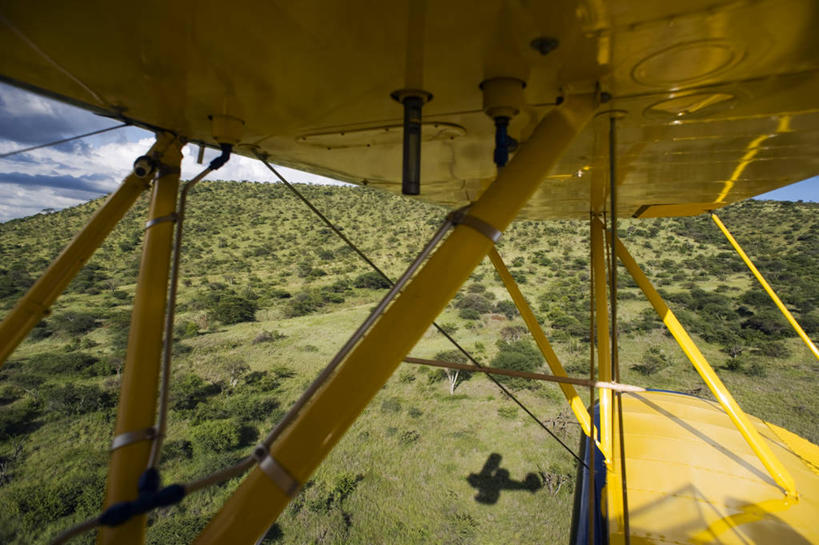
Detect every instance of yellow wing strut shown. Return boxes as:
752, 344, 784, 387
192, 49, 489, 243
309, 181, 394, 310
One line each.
488, 247, 593, 438
98, 137, 184, 545
711, 213, 819, 362
613, 235, 797, 498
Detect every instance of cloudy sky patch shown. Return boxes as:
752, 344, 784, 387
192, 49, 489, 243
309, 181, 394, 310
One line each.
0, 81, 351, 222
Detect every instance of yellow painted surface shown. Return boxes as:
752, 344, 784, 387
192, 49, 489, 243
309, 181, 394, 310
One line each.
634, 202, 725, 218
1, 1, 818, 218
591, 216, 613, 462
98, 140, 183, 545
611, 391, 819, 545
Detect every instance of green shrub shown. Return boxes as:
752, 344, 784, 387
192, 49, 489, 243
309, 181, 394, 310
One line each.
438, 322, 458, 335
44, 384, 115, 417
399, 429, 421, 445
0, 384, 23, 406
755, 341, 791, 359
498, 406, 518, 419
162, 439, 193, 461
427, 369, 448, 384
224, 394, 280, 422
0, 398, 41, 440
455, 294, 493, 314
29, 320, 53, 340
741, 310, 794, 339
285, 289, 326, 317
490, 339, 543, 389
434, 349, 468, 364
171, 374, 220, 410
252, 330, 286, 344
67, 263, 108, 295
0, 265, 33, 300
744, 360, 767, 377
190, 403, 230, 425
631, 347, 670, 376
51, 311, 99, 335
380, 397, 402, 413
459, 308, 480, 320
353, 271, 390, 289
27, 351, 98, 375
495, 300, 518, 319
724, 355, 745, 372
211, 293, 257, 324
104, 309, 133, 350
330, 472, 364, 504
174, 320, 200, 339
191, 419, 242, 453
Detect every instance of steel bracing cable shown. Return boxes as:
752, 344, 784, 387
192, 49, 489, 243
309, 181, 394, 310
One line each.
0, 123, 128, 159
254, 153, 587, 468
150, 144, 233, 469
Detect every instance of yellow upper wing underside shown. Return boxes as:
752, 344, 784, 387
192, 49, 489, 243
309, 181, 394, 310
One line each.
1, 0, 818, 219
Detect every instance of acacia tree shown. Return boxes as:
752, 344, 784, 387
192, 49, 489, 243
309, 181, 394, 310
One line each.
433, 350, 470, 394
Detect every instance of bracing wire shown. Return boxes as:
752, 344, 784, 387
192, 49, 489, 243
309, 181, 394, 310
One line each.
254, 153, 587, 468
0, 123, 128, 159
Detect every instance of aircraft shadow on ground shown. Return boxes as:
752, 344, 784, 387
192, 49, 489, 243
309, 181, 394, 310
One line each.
466, 452, 543, 504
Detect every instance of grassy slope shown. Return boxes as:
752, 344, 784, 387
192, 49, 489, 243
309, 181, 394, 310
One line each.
0, 182, 816, 544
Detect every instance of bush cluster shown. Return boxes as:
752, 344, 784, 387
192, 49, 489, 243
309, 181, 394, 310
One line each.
490, 339, 543, 389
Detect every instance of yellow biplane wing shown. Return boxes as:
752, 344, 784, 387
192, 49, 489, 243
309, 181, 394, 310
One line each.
1, 0, 817, 218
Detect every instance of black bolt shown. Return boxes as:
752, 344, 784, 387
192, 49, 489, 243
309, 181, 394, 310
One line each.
530, 37, 559, 56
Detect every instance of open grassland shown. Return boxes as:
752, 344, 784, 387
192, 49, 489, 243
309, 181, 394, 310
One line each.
0, 182, 817, 544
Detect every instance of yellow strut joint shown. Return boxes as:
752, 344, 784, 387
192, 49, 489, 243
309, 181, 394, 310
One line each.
711, 213, 819, 362
253, 446, 301, 498
613, 234, 797, 498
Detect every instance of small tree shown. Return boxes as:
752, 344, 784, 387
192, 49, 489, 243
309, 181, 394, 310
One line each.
434, 350, 470, 394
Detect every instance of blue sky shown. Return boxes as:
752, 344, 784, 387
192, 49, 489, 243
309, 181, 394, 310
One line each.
0, 82, 816, 222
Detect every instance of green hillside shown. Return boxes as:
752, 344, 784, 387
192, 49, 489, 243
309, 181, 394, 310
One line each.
0, 182, 817, 544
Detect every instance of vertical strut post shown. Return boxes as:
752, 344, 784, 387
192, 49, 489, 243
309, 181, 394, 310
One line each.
613, 235, 797, 498
590, 217, 612, 461
0, 136, 171, 367
194, 94, 597, 545
98, 137, 184, 545
401, 95, 423, 194
394, 0, 430, 195
711, 213, 819, 362
488, 248, 592, 437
